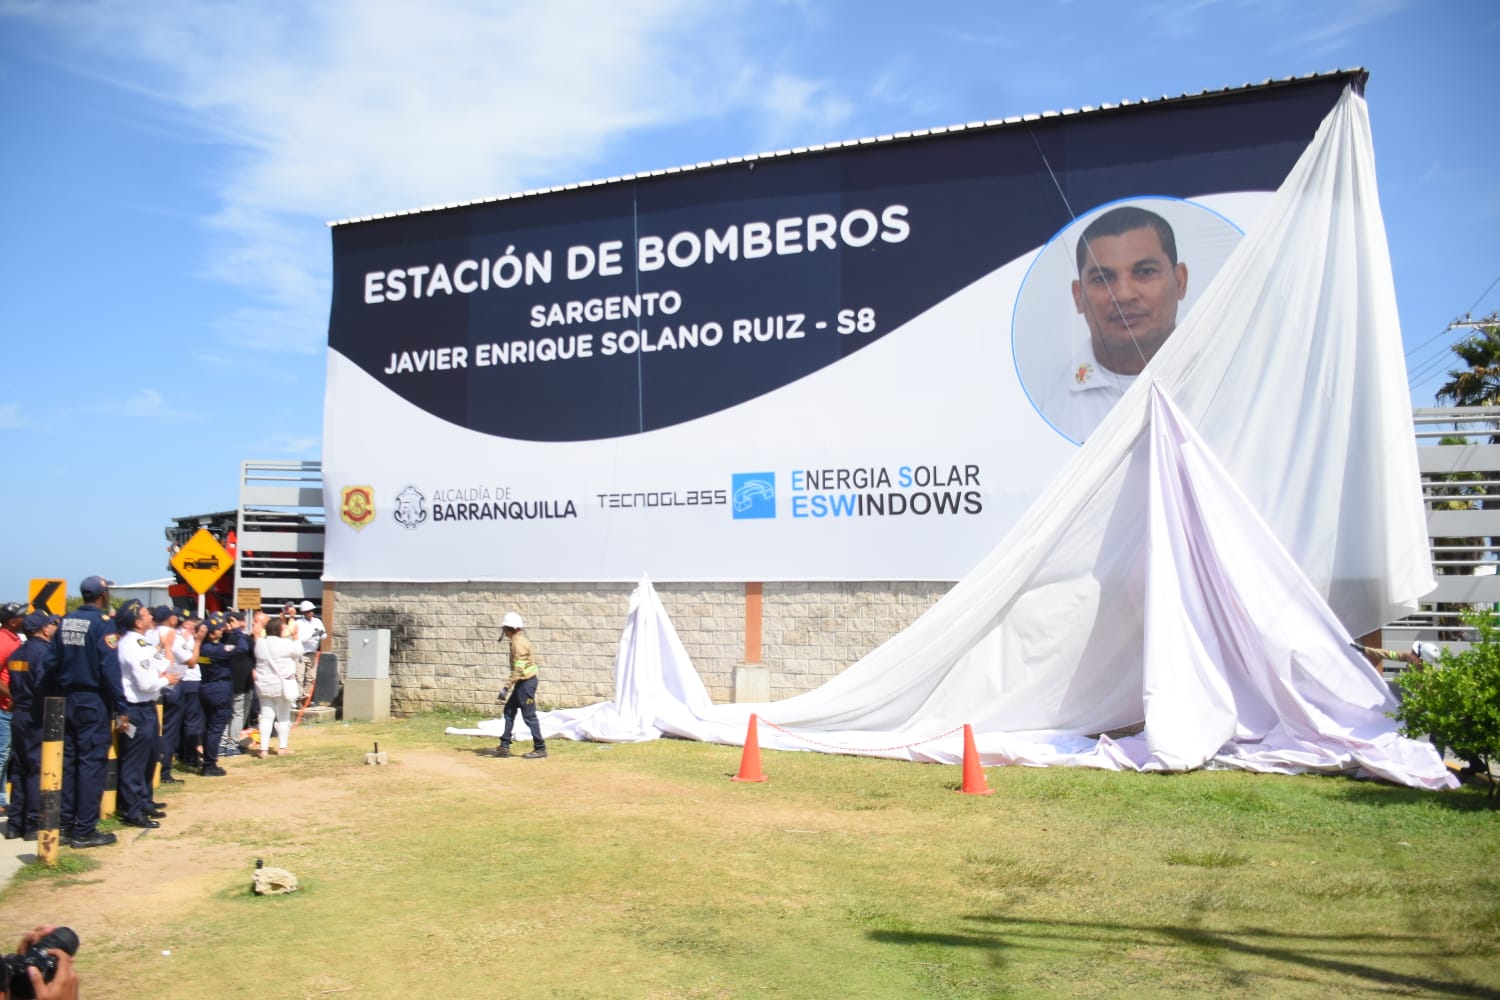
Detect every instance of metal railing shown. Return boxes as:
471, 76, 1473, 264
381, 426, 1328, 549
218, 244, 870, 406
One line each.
233, 461, 325, 606
1386, 407, 1500, 651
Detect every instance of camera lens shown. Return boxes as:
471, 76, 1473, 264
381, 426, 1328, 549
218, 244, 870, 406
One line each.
5, 926, 79, 999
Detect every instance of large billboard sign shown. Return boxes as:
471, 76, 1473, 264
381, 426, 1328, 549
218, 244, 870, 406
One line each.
324, 73, 1361, 582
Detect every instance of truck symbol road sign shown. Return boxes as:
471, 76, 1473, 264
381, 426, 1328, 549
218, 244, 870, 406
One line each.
170, 529, 235, 594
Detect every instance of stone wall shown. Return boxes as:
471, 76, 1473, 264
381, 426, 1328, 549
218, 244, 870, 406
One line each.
328, 580, 951, 714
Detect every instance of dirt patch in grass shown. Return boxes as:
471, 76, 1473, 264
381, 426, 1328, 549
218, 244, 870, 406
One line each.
7, 748, 361, 928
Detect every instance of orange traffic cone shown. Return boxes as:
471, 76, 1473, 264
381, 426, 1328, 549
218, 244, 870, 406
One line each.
957, 723, 994, 796
731, 713, 768, 783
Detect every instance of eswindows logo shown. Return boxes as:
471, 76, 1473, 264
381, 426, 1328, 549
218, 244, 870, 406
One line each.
731, 473, 776, 519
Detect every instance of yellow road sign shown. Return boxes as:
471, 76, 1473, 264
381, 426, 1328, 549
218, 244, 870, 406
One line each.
170, 528, 234, 594
29, 579, 67, 615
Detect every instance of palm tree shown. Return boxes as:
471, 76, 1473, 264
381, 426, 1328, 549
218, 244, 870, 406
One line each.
1436, 320, 1500, 410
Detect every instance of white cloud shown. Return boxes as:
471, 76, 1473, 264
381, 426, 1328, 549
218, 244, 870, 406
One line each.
255, 433, 321, 457
1272, 0, 1411, 57
750, 73, 856, 148
0, 403, 24, 429
67, 387, 192, 422
7, 0, 847, 352
1421, 160, 1482, 186
118, 388, 168, 418
1134, 0, 1410, 52
935, 26, 1026, 49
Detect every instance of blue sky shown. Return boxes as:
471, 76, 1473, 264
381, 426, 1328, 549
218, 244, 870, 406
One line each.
1, 0, 1496, 592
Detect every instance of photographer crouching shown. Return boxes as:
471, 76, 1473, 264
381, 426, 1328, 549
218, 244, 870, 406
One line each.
1, 925, 78, 999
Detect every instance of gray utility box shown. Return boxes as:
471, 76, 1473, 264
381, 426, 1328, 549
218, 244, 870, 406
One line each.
345, 628, 391, 721
348, 628, 391, 679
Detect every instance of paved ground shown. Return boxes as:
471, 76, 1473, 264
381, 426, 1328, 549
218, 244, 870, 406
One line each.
0, 842, 31, 887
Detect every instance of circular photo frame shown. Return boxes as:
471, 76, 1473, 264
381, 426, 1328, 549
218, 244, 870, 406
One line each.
1011, 196, 1245, 444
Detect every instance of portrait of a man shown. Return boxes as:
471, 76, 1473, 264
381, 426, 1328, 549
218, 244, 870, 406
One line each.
1012, 198, 1241, 443
1071, 205, 1187, 383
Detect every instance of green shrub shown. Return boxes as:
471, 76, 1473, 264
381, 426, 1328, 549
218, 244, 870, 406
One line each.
1393, 608, 1500, 799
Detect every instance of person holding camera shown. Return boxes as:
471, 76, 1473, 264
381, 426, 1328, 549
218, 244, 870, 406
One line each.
1, 925, 79, 999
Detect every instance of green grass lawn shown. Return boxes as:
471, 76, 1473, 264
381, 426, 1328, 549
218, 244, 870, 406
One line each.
3, 711, 1496, 998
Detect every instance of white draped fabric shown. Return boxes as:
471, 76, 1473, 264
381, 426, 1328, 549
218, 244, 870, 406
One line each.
449, 88, 1455, 790
534, 575, 718, 744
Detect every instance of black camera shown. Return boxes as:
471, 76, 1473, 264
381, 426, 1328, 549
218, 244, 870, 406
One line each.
2, 926, 78, 998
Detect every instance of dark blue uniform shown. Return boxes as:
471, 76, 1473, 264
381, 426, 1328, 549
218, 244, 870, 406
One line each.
198, 631, 243, 773
5, 636, 52, 837
51, 606, 125, 841
157, 626, 191, 780
115, 620, 171, 825
176, 656, 206, 770
158, 673, 183, 780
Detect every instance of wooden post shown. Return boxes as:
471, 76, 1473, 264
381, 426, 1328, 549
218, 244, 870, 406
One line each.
38, 697, 64, 866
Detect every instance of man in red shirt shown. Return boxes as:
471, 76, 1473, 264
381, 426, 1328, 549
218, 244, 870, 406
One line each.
0, 601, 24, 810
0, 602, 21, 664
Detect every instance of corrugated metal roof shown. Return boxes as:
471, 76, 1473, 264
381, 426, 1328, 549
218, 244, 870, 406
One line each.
328, 68, 1367, 228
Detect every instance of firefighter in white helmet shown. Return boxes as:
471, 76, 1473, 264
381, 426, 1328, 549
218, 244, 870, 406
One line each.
1352, 640, 1434, 667
496, 612, 546, 759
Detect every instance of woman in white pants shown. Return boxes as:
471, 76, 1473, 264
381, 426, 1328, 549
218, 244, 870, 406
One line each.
253, 619, 302, 758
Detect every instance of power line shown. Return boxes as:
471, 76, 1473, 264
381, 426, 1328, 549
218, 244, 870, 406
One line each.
1462, 273, 1500, 318
1408, 319, 1500, 403
1405, 276, 1500, 393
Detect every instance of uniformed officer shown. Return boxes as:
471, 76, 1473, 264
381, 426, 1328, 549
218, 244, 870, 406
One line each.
151, 606, 186, 784
4, 610, 58, 841
173, 611, 206, 773
49, 576, 126, 849
222, 611, 255, 758
114, 600, 178, 827
196, 614, 242, 776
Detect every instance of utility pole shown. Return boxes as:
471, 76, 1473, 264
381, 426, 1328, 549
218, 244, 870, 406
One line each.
1447, 311, 1500, 334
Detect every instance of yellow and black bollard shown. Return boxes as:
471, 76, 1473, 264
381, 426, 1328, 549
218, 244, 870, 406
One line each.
101, 727, 119, 820
38, 696, 64, 866
153, 703, 164, 790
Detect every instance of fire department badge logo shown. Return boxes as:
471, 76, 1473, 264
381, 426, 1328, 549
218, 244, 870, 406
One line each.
341, 485, 375, 531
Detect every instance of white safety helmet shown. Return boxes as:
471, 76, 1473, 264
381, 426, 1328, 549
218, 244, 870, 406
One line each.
501, 611, 525, 631
1411, 641, 1441, 664
297, 600, 316, 612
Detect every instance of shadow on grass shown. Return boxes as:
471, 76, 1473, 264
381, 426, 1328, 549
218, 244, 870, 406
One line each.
1335, 781, 1498, 812
870, 914, 1499, 997
456, 744, 506, 759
